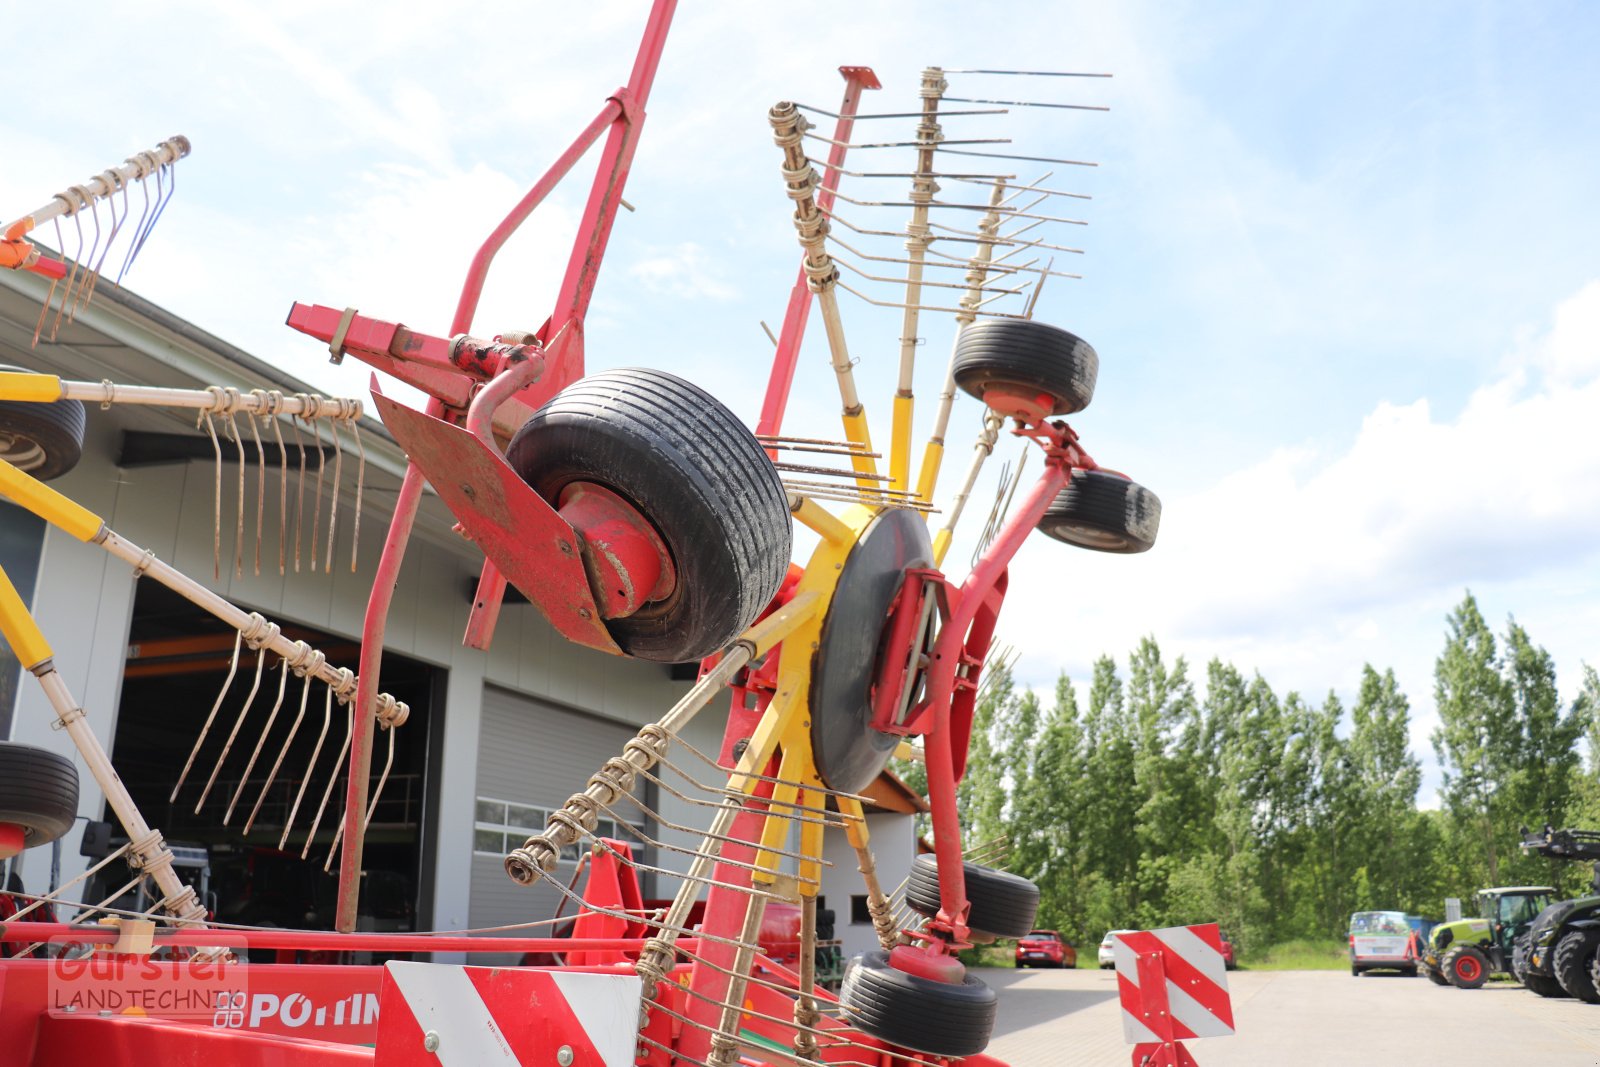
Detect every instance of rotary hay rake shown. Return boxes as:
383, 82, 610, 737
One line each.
0, 1, 1160, 1064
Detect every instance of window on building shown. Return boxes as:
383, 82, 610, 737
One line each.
850, 894, 871, 925
472, 796, 637, 861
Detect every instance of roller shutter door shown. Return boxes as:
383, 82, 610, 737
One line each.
468, 686, 648, 932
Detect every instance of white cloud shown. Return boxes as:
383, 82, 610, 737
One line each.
627, 243, 737, 301
992, 280, 1600, 799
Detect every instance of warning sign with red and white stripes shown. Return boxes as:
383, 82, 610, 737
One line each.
374, 962, 643, 1066
1113, 923, 1234, 1045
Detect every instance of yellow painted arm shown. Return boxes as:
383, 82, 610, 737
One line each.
0, 563, 52, 669
914, 439, 944, 509
841, 410, 880, 484
0, 372, 65, 403
0, 458, 103, 542
890, 393, 913, 493
790, 497, 854, 546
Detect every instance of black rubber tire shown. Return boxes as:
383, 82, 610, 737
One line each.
903, 854, 1040, 941
0, 366, 85, 482
1553, 930, 1600, 1003
1442, 944, 1489, 989
839, 949, 997, 1058
0, 741, 80, 848
1526, 971, 1571, 998
1037, 469, 1161, 553
1424, 962, 1449, 986
505, 369, 791, 662
1351, 964, 1360, 977
1512, 933, 1532, 985
951, 319, 1098, 416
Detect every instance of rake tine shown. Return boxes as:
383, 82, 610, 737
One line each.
937, 146, 1098, 167
280, 684, 334, 851
224, 659, 290, 824
940, 68, 1114, 77
245, 669, 314, 834
170, 629, 243, 802
349, 418, 365, 572
199, 410, 223, 580
794, 103, 1008, 120
308, 416, 326, 571
292, 410, 308, 573
323, 419, 343, 573
29, 275, 57, 348
942, 96, 1109, 112
115, 166, 153, 283
195, 645, 267, 813
269, 405, 287, 575
226, 413, 246, 578
249, 412, 266, 576
81, 170, 126, 308
68, 190, 102, 319
48, 211, 84, 340
303, 699, 353, 859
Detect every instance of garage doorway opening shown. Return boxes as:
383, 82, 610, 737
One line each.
107, 580, 443, 934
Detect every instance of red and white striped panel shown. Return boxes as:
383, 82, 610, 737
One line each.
374, 962, 642, 1066
1113, 923, 1234, 1044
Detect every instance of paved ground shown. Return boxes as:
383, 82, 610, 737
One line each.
979, 966, 1600, 1065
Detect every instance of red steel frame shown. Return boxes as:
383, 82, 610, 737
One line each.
285, 0, 679, 933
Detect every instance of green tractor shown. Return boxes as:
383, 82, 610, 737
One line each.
1419, 886, 1554, 989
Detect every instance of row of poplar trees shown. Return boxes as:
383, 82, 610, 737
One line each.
904, 592, 1600, 956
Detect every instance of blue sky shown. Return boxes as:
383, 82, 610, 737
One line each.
4, 0, 1598, 803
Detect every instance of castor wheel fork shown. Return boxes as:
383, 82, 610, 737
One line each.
917, 446, 1074, 941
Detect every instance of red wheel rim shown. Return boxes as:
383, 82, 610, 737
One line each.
1456, 955, 1482, 981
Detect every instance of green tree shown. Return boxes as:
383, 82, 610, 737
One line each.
1350, 666, 1422, 904
1432, 592, 1518, 885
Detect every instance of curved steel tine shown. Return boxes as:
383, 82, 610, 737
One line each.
363, 724, 396, 831
123, 159, 171, 278
116, 165, 152, 283
326, 717, 396, 870
245, 670, 313, 834
195, 645, 267, 812
323, 419, 343, 573
309, 418, 326, 572
303, 699, 353, 859
49, 206, 86, 340
200, 410, 223, 580
292, 412, 308, 573
280, 684, 334, 851
171, 630, 243, 801
349, 419, 365, 572
227, 414, 246, 578
69, 190, 102, 318
83, 171, 125, 307
249, 411, 266, 576
224, 658, 289, 823
270, 410, 287, 575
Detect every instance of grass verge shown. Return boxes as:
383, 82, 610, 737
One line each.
1240, 939, 1349, 971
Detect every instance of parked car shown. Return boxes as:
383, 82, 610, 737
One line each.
1099, 929, 1138, 969
1217, 931, 1237, 970
1015, 930, 1075, 968
1349, 909, 1418, 976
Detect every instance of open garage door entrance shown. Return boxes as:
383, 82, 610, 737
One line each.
107, 581, 443, 934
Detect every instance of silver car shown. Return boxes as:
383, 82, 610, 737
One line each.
1099, 928, 1138, 969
